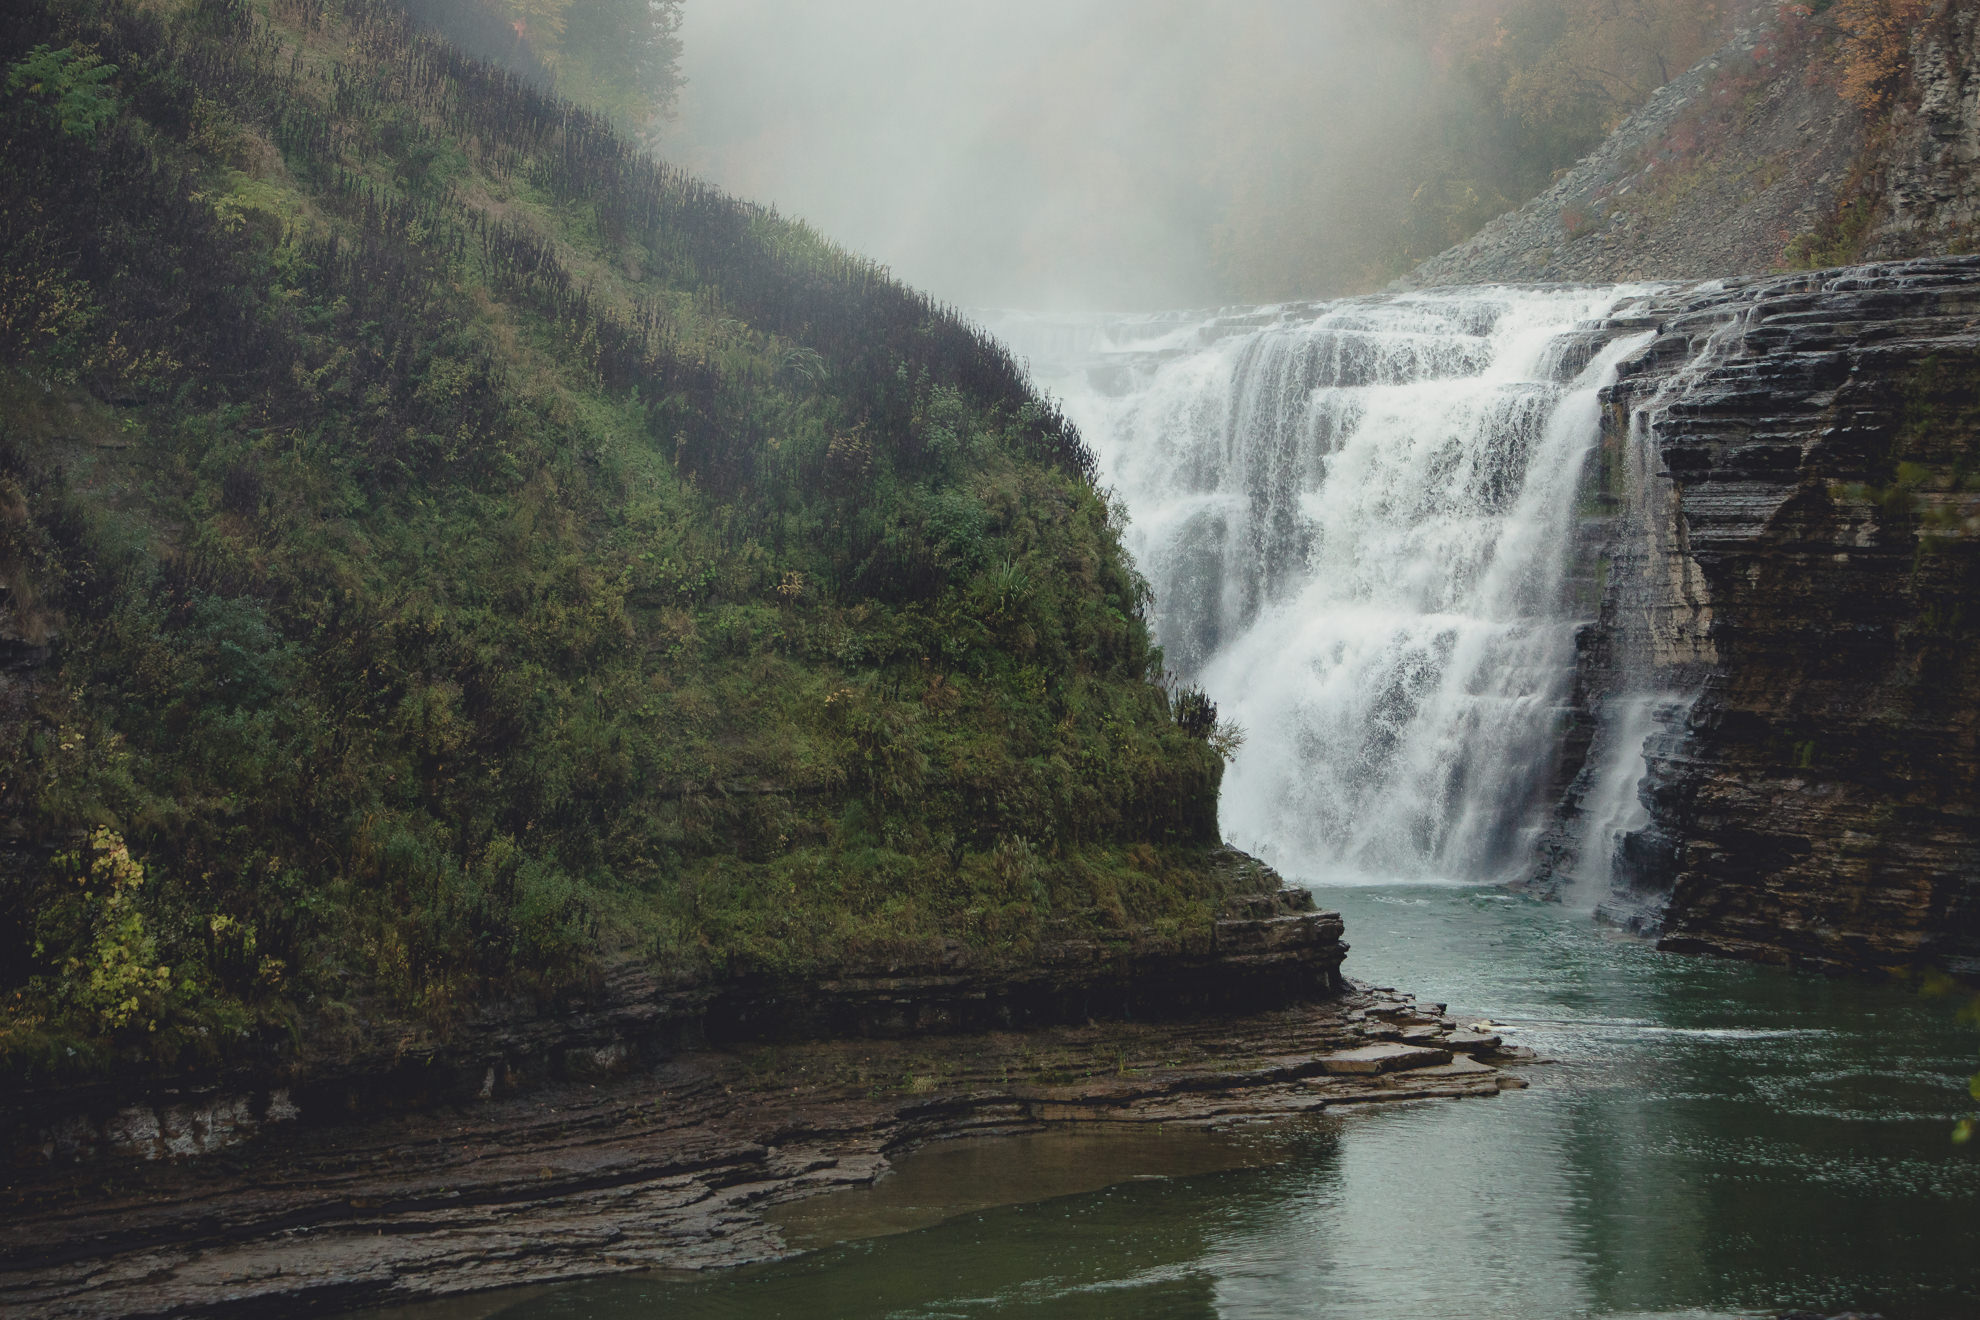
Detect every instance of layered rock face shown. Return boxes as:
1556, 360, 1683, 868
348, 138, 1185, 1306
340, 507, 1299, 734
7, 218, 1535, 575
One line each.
1391, 0, 1980, 971
1561, 257, 1980, 974
0, 986, 1530, 1320
1865, 4, 1980, 262
3, 850, 1347, 1168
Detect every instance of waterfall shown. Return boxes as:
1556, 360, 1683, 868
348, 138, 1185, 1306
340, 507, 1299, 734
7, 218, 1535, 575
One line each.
995, 289, 1655, 885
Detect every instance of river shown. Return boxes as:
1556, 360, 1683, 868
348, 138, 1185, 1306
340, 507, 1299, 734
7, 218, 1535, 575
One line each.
387, 883, 1980, 1319
360, 291, 1980, 1318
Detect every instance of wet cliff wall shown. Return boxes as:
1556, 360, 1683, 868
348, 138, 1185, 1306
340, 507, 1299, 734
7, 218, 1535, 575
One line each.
1566, 257, 1980, 975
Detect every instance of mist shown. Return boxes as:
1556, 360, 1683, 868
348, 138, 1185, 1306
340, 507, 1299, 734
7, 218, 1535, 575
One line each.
658, 1, 1441, 310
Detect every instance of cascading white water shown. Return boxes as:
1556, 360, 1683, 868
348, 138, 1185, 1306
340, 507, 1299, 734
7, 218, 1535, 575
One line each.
996, 289, 1654, 885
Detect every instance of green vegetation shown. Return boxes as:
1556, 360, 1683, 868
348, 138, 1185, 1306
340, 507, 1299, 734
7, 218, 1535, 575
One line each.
5, 43, 118, 141
0, 0, 1234, 1077
1783, 195, 1879, 271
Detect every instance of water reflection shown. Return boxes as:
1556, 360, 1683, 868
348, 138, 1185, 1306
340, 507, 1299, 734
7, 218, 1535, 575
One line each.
769, 1127, 1302, 1251
354, 887, 1980, 1320
509, 1174, 1239, 1318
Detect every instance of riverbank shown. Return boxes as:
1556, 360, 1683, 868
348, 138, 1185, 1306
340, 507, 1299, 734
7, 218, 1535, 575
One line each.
2, 857, 1336, 1162
428, 883, 1980, 1320
0, 983, 1528, 1319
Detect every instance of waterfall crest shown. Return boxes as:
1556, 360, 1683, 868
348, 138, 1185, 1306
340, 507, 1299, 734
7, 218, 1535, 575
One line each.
998, 290, 1654, 884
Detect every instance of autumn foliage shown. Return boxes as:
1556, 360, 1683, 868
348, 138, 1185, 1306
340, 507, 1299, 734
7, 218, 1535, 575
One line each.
1391, 0, 1730, 278
1434, 0, 1730, 131
1831, 0, 1930, 110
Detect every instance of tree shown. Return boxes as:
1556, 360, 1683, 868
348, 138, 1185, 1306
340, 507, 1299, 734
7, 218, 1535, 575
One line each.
557, 0, 685, 140
1831, 0, 1929, 110
1493, 0, 1728, 132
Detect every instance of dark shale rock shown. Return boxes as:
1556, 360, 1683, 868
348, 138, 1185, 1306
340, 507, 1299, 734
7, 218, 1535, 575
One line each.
1552, 256, 1980, 976
1317, 1043, 1452, 1075
1863, 4, 1980, 264
2, 854, 1349, 1175
0, 985, 1516, 1320
0, 855, 1422, 1318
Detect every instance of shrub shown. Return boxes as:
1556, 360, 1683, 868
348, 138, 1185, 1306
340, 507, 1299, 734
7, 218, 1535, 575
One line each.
6, 44, 118, 142
43, 829, 171, 1034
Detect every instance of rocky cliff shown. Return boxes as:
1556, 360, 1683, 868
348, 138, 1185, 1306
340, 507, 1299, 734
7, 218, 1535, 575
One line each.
1390, 1, 1980, 974
1865, 3, 1980, 261
1547, 256, 1980, 975
1398, 2, 1980, 291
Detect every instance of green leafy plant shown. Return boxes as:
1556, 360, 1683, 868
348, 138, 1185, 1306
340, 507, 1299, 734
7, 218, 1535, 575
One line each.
43, 828, 171, 1034
1169, 681, 1245, 762
6, 44, 117, 142
0, 0, 1235, 1075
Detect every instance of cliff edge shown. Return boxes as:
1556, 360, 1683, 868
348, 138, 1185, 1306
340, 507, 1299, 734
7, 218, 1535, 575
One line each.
1540, 258, 1980, 976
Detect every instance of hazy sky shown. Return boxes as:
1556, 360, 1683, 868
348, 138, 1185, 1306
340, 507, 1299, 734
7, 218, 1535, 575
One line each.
658, 1, 1426, 310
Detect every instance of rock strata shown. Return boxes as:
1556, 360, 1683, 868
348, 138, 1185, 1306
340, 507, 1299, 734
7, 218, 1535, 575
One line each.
0, 986, 1528, 1320
3, 853, 1345, 1170
0, 862, 1461, 1317
1862, 4, 1980, 263
1317, 1043, 1453, 1075
1547, 256, 1980, 975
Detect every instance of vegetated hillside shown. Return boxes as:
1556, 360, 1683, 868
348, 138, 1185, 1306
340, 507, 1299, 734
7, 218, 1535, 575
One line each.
0, 0, 1232, 1080
1399, 0, 1980, 288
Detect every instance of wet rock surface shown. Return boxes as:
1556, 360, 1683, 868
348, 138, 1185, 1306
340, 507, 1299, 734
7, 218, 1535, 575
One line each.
1316, 1043, 1453, 1075
1551, 256, 1980, 975
0, 985, 1529, 1320
0, 871, 1483, 1318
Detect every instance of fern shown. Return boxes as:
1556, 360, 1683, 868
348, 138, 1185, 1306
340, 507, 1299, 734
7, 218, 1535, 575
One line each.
6, 44, 118, 143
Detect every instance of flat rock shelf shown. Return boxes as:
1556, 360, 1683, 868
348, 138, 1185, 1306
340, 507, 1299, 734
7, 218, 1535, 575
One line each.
0, 986, 1528, 1320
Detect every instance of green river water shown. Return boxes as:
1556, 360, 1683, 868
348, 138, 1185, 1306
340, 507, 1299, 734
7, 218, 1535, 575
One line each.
365, 885, 1980, 1320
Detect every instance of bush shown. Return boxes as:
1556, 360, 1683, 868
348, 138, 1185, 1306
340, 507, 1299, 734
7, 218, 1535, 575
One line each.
6, 44, 118, 142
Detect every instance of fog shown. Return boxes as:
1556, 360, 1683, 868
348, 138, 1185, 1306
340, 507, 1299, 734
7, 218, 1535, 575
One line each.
658, 1, 1439, 310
